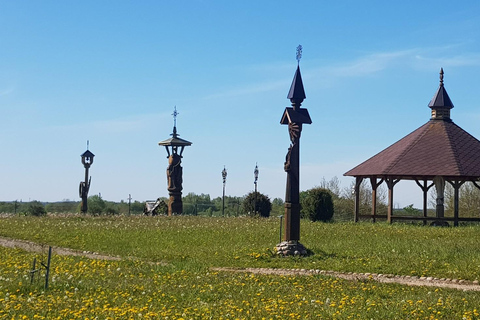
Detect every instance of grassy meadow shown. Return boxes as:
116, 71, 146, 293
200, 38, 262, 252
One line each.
1, 215, 480, 319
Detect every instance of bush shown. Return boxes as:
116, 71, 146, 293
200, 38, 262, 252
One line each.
243, 192, 272, 218
26, 201, 47, 216
300, 187, 334, 222
86, 195, 106, 215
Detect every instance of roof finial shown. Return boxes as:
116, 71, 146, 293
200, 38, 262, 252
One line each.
170, 106, 180, 138
172, 106, 178, 128
296, 45, 302, 65
87, 140, 89, 150
440, 68, 444, 87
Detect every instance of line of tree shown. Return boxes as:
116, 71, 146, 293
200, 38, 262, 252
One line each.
2, 176, 421, 221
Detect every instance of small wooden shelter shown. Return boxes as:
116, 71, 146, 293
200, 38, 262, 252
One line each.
344, 69, 480, 226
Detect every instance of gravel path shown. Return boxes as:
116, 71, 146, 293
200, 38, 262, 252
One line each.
0, 236, 121, 261
210, 268, 480, 292
2, 236, 479, 291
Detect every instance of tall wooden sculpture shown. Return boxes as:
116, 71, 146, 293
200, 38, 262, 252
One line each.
276, 46, 312, 256
79, 143, 95, 213
158, 107, 192, 215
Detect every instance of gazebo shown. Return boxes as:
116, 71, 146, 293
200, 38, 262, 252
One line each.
344, 69, 480, 226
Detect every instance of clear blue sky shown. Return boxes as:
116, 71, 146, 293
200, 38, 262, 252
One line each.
1, 1, 480, 208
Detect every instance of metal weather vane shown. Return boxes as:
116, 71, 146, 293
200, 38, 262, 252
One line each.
172, 106, 179, 127
296, 45, 302, 64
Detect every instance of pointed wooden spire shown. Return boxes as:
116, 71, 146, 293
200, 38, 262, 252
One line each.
287, 65, 306, 109
429, 68, 454, 121
280, 46, 311, 125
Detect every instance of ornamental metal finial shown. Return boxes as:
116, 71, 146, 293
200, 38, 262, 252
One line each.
296, 45, 302, 64
172, 106, 179, 128
440, 68, 444, 86
87, 140, 89, 150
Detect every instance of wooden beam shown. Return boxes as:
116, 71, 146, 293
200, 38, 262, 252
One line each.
354, 177, 363, 222
473, 180, 480, 191
447, 180, 465, 227
369, 177, 383, 223
386, 178, 400, 224
415, 179, 434, 225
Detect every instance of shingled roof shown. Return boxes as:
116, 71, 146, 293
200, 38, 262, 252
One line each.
345, 70, 480, 180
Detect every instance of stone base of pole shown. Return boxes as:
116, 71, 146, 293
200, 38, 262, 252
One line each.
275, 240, 308, 256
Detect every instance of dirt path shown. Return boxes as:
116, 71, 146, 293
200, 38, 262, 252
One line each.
211, 267, 480, 292
0, 236, 121, 261
2, 236, 479, 291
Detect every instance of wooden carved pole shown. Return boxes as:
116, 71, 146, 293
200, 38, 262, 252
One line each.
284, 122, 302, 241
167, 151, 183, 215
80, 147, 94, 213
276, 45, 312, 256
159, 107, 192, 216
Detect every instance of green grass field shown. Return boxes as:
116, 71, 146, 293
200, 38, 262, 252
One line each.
1, 215, 480, 319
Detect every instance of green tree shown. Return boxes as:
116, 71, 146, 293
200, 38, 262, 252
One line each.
183, 193, 216, 215
26, 201, 47, 216
0, 202, 15, 214
242, 192, 272, 218
402, 204, 420, 216
271, 197, 284, 217
300, 187, 334, 222
131, 201, 146, 215
86, 195, 106, 215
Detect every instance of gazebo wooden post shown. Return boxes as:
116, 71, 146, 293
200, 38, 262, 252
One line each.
450, 180, 464, 227
415, 179, 434, 225
386, 178, 400, 224
454, 185, 459, 227
473, 181, 480, 217
370, 177, 377, 223
423, 180, 431, 225
369, 177, 384, 223
354, 177, 363, 222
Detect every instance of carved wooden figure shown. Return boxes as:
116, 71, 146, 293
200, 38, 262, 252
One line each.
79, 145, 94, 213
158, 107, 192, 216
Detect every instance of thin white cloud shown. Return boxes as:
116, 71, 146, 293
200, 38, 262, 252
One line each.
0, 86, 15, 96
414, 53, 480, 68
202, 45, 480, 103
322, 49, 417, 78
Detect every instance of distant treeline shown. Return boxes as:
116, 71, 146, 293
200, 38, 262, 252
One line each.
7, 176, 477, 220
0, 198, 145, 216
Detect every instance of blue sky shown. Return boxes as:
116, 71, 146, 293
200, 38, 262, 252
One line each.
1, 1, 480, 208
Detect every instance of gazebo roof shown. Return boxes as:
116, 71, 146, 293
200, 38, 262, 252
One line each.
344, 120, 480, 179
345, 70, 480, 180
